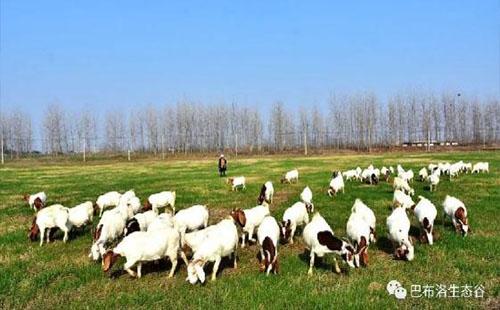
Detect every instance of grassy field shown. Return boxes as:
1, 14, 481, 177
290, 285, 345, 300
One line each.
1, 151, 499, 309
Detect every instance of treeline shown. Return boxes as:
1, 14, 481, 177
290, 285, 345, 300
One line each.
1, 91, 499, 156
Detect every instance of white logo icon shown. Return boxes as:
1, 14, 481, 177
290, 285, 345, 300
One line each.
387, 280, 406, 299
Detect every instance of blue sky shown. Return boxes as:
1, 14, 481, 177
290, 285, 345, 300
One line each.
1, 1, 499, 118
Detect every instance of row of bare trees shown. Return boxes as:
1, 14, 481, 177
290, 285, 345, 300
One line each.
1, 91, 499, 156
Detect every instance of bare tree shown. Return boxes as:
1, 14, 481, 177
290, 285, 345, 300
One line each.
42, 104, 67, 155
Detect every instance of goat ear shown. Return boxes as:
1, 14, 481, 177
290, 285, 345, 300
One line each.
238, 211, 246, 227
195, 264, 205, 283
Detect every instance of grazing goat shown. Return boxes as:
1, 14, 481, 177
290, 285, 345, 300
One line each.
327, 172, 345, 196
351, 199, 377, 243
102, 224, 184, 278
393, 177, 414, 196
428, 171, 440, 192
182, 225, 218, 255
29, 204, 72, 246
361, 168, 379, 185
24, 192, 47, 211
386, 207, 414, 261
300, 186, 313, 206
147, 212, 175, 232
230, 205, 270, 247
472, 162, 489, 174
89, 208, 127, 260
281, 169, 299, 184
174, 205, 209, 246
346, 212, 370, 267
68, 201, 94, 229
257, 216, 280, 275
380, 166, 391, 181
186, 218, 238, 284
119, 189, 136, 206
124, 209, 159, 236
413, 196, 437, 245
127, 196, 142, 214
418, 168, 428, 182
258, 181, 274, 205
343, 169, 360, 181
280, 201, 312, 244
303, 213, 356, 274
393, 189, 415, 210
95, 191, 122, 217
442, 195, 470, 236
144, 191, 176, 213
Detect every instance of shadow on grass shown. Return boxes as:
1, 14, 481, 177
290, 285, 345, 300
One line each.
375, 236, 393, 255
298, 249, 351, 274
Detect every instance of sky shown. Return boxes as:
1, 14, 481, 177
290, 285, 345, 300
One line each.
1, 1, 499, 120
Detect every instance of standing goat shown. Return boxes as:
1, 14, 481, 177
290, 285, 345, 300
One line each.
303, 213, 356, 275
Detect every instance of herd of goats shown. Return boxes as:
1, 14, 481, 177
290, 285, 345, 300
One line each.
24, 160, 490, 284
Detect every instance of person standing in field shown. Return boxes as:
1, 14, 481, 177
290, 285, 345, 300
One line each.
218, 154, 227, 177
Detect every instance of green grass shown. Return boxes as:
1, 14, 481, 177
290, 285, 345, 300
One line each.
1, 151, 499, 309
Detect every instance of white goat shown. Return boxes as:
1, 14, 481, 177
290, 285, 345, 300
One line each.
230, 205, 270, 248
343, 169, 360, 181
145, 191, 176, 213
303, 213, 356, 274
227, 176, 246, 191
68, 201, 94, 228
361, 168, 379, 185
124, 209, 159, 236
147, 212, 175, 232
393, 176, 414, 196
119, 189, 136, 205
351, 199, 377, 243
346, 212, 371, 267
174, 205, 209, 246
442, 195, 470, 236
127, 196, 142, 214
96, 191, 122, 217
257, 216, 280, 275
24, 191, 47, 211
327, 172, 345, 196
428, 171, 440, 192
28, 204, 72, 246
89, 208, 127, 260
386, 207, 414, 261
413, 196, 437, 245
281, 169, 299, 184
183, 225, 219, 254
400, 169, 414, 183
393, 189, 415, 210
186, 218, 239, 284
280, 201, 311, 244
300, 186, 313, 206
418, 168, 428, 182
102, 225, 184, 278
258, 181, 274, 205
472, 162, 489, 173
